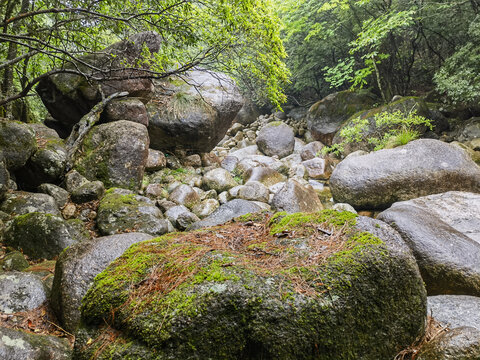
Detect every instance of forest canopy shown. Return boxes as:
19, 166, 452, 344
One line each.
276, 0, 480, 105
0, 0, 289, 119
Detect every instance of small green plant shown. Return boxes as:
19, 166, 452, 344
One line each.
323, 109, 433, 155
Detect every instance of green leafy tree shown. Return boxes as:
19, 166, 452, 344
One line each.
0, 0, 289, 119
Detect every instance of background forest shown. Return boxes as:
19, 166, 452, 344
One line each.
1, 0, 480, 119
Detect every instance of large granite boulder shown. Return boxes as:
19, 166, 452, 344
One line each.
147, 70, 244, 152
96, 190, 171, 236
306, 89, 377, 145
256, 121, 295, 158
74, 120, 149, 190
378, 192, 480, 295
51, 232, 153, 332
36, 32, 162, 132
74, 211, 426, 360
0, 119, 37, 170
4, 213, 89, 260
0, 327, 71, 360
330, 139, 480, 209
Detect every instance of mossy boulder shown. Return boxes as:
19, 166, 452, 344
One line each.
4, 212, 89, 260
74, 120, 149, 190
0, 191, 61, 217
306, 90, 377, 145
331, 96, 431, 154
0, 119, 37, 170
96, 189, 172, 236
75, 210, 426, 360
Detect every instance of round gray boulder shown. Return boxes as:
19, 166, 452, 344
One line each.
330, 139, 480, 209
0, 119, 37, 171
272, 179, 324, 213
256, 121, 295, 158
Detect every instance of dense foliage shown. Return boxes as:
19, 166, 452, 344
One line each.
0, 0, 289, 120
277, 0, 480, 104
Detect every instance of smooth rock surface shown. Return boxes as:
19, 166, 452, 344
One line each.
330, 139, 480, 209
1, 192, 60, 217
428, 295, 480, 330
417, 327, 480, 360
378, 192, 480, 295
256, 122, 295, 158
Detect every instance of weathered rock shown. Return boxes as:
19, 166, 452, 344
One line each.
456, 117, 480, 142
105, 97, 149, 126
96, 190, 170, 236
306, 90, 377, 145
378, 192, 480, 295
233, 99, 260, 126
36, 32, 161, 128
63, 170, 89, 193
4, 213, 89, 260
71, 181, 105, 203
1, 251, 29, 271
300, 141, 325, 161
182, 154, 202, 168
191, 199, 220, 219
243, 166, 286, 187
1, 192, 60, 217
0, 327, 71, 360
16, 124, 66, 189
202, 168, 237, 193
272, 179, 324, 213
145, 149, 166, 172
256, 121, 295, 158
144, 183, 168, 198
200, 152, 220, 167
302, 158, 333, 180
164, 205, 200, 230
76, 211, 426, 360
0, 119, 37, 170
189, 199, 263, 230
74, 120, 149, 190
428, 295, 480, 330
237, 181, 269, 203
235, 155, 287, 177
168, 184, 200, 209
0, 272, 47, 313
147, 70, 243, 153
417, 327, 480, 360
38, 183, 69, 208
330, 139, 480, 209
51, 232, 153, 332
333, 203, 357, 213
